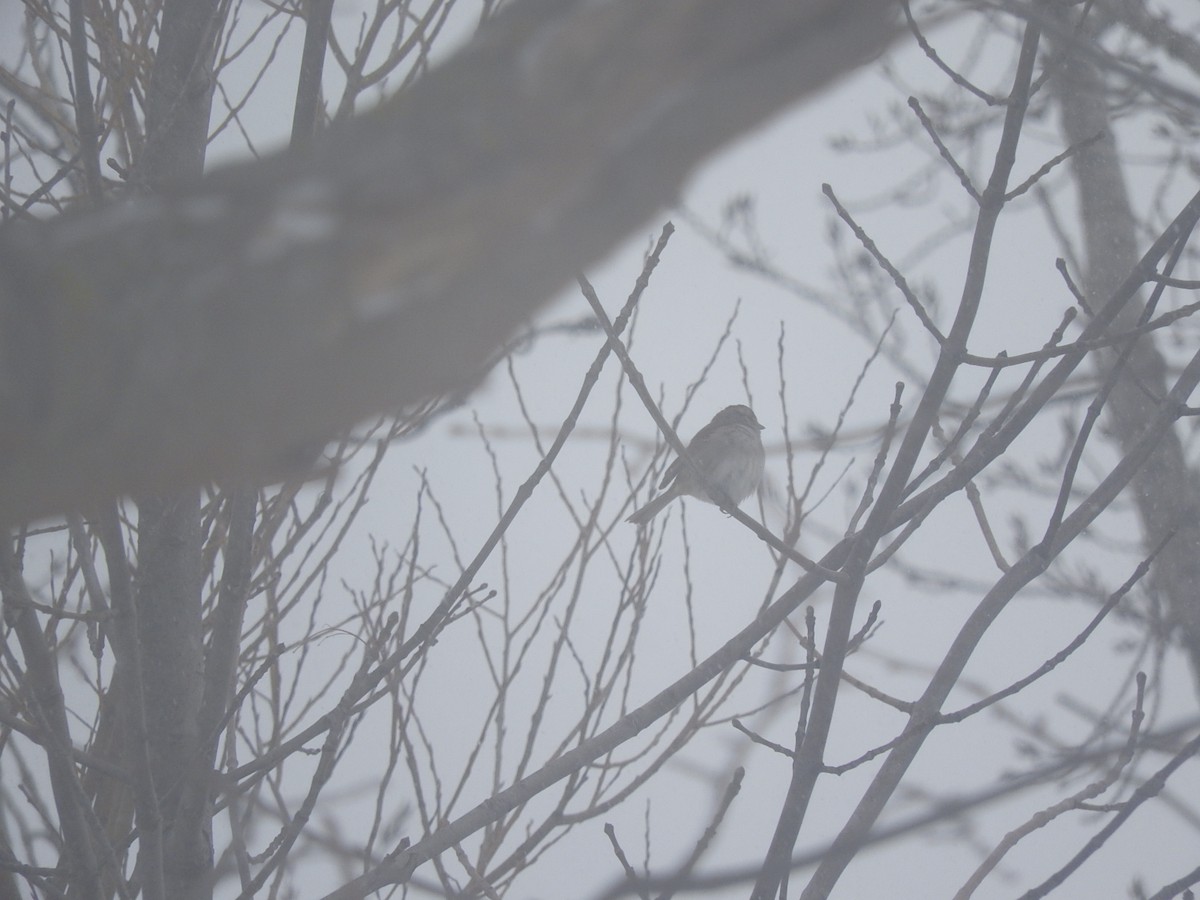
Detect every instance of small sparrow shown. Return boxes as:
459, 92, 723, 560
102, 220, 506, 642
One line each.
627, 404, 765, 525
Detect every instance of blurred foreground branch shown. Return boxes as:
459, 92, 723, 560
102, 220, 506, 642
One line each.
0, 0, 898, 522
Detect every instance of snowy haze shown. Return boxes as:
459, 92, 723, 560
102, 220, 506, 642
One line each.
5, 2, 1200, 898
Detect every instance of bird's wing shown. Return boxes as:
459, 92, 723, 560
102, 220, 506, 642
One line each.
687, 431, 730, 472
659, 421, 728, 489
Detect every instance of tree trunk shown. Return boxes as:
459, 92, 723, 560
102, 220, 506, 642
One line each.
1052, 19, 1200, 687
123, 1, 222, 896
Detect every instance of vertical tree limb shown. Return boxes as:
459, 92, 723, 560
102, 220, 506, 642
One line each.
1050, 8, 1200, 688
0, 541, 101, 900
752, 16, 1046, 900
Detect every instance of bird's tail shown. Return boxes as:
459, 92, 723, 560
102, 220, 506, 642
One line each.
626, 488, 678, 525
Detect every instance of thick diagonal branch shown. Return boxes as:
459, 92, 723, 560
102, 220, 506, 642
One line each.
0, 0, 898, 522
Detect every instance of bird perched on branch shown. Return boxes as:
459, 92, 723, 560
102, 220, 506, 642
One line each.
627, 404, 765, 525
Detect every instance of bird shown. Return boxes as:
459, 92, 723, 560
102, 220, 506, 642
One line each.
627, 404, 765, 525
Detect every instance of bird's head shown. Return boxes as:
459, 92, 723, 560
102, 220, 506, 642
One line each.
712, 404, 763, 430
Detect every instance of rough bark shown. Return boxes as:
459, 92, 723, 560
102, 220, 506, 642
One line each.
134, 493, 207, 898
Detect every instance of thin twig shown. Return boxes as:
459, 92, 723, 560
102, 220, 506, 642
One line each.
908, 96, 980, 202
604, 824, 649, 900
823, 183, 947, 346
